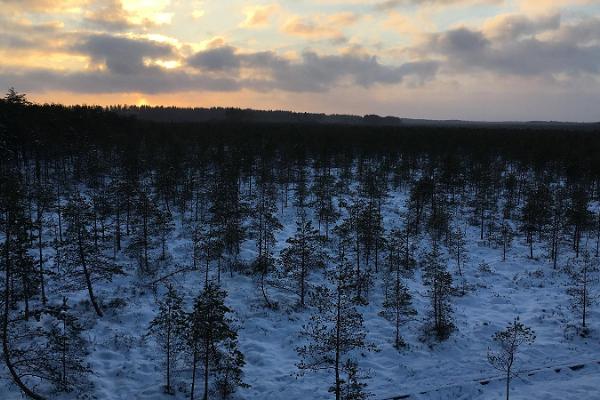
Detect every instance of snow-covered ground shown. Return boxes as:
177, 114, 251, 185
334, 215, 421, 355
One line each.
3, 188, 599, 400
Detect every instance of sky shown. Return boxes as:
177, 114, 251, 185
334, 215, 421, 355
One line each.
1, 0, 599, 121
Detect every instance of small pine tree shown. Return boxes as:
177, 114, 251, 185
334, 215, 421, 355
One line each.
148, 284, 187, 394
45, 298, 91, 392
297, 241, 374, 400
380, 274, 414, 349
4, 87, 31, 105
126, 188, 162, 275
339, 359, 371, 400
422, 242, 454, 340
62, 193, 124, 317
186, 283, 245, 400
213, 341, 248, 399
447, 224, 468, 294
566, 250, 599, 331
279, 208, 325, 307
10, 211, 39, 320
487, 317, 535, 400
250, 179, 282, 308
498, 220, 514, 262
381, 226, 416, 348
156, 207, 175, 261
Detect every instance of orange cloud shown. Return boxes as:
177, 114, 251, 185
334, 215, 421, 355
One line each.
282, 12, 362, 40
240, 4, 280, 28
515, 0, 597, 14
1, 0, 88, 13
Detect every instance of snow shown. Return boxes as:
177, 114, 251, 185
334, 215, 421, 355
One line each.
3, 186, 600, 400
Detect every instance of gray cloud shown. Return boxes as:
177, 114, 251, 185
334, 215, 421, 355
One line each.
0, 17, 67, 50
422, 17, 600, 77
0, 68, 241, 94
486, 13, 561, 40
188, 46, 241, 71
374, 0, 500, 12
73, 34, 174, 74
188, 46, 439, 92
556, 17, 600, 45
0, 41, 439, 95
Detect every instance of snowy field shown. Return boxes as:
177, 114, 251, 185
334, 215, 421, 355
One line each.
2, 189, 599, 400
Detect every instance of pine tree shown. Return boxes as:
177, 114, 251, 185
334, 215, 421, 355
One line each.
336, 199, 370, 305
250, 177, 282, 308
32, 182, 53, 305
297, 240, 374, 400
11, 211, 39, 321
4, 87, 31, 105
447, 224, 468, 294
566, 186, 592, 258
520, 185, 551, 258
311, 165, 338, 238
547, 189, 565, 269
498, 219, 514, 262
192, 223, 219, 286
213, 341, 248, 399
186, 283, 245, 400
279, 208, 325, 307
381, 226, 416, 349
1, 172, 47, 400
156, 207, 175, 262
148, 285, 187, 394
62, 193, 124, 317
487, 318, 535, 400
339, 359, 371, 400
126, 187, 162, 275
422, 242, 454, 340
566, 250, 599, 331
44, 298, 91, 392
381, 272, 414, 349
208, 165, 247, 277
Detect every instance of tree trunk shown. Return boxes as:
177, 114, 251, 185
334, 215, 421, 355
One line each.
78, 229, 103, 317
37, 210, 46, 305
505, 369, 510, 400
191, 352, 197, 400
203, 332, 210, 400
334, 285, 341, 400
166, 312, 172, 393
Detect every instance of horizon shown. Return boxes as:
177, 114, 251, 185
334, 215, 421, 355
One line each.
11, 96, 600, 125
1, 1, 600, 122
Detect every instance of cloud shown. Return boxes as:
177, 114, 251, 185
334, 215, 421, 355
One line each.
0, 0, 88, 13
83, 0, 134, 31
374, 0, 501, 12
554, 17, 600, 45
281, 12, 362, 42
74, 34, 175, 74
188, 45, 439, 92
514, 0, 597, 14
0, 67, 241, 94
0, 17, 68, 51
240, 4, 279, 28
421, 16, 600, 77
0, 28, 440, 95
482, 13, 560, 40
188, 46, 240, 71
119, 0, 173, 26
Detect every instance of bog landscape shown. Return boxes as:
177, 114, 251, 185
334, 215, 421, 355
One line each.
1, 1, 600, 399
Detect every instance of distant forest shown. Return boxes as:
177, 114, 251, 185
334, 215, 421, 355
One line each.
1, 92, 600, 400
